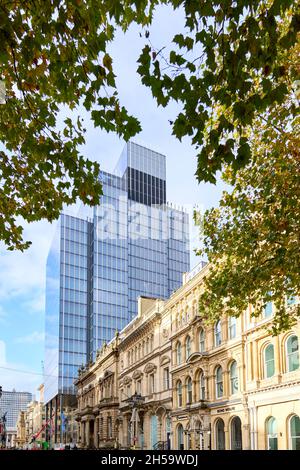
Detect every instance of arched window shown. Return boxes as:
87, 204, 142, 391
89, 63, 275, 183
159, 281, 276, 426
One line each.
186, 336, 191, 359
186, 377, 193, 404
216, 419, 225, 450
289, 415, 300, 450
231, 417, 242, 450
177, 381, 183, 407
264, 344, 275, 378
199, 372, 205, 400
215, 321, 222, 346
286, 335, 299, 372
186, 425, 192, 449
176, 342, 182, 365
215, 366, 223, 398
199, 328, 205, 353
230, 361, 239, 394
177, 424, 184, 450
228, 317, 237, 339
266, 417, 278, 450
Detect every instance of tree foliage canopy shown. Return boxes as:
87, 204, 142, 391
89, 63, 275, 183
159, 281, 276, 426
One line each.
0, 1, 299, 330
1, 0, 299, 250
197, 35, 300, 334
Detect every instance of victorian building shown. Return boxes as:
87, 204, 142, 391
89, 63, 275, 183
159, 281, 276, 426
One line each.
74, 263, 300, 450
24, 385, 46, 446
75, 333, 120, 449
118, 296, 172, 449
168, 264, 300, 451
16, 411, 26, 448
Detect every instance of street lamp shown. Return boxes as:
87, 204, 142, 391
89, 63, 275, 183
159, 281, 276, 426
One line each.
126, 392, 145, 449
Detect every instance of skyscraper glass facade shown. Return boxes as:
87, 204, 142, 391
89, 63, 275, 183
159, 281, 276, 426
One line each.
0, 390, 32, 429
44, 142, 190, 403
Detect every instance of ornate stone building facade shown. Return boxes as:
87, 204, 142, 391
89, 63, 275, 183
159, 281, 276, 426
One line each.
75, 334, 120, 449
75, 263, 300, 450
16, 411, 26, 447
118, 297, 172, 449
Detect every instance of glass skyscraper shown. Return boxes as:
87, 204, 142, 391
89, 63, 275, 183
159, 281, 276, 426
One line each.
0, 389, 32, 429
44, 142, 190, 406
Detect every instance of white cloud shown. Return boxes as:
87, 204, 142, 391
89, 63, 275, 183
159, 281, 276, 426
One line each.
0, 219, 56, 308
0, 340, 6, 365
22, 293, 45, 314
0, 340, 40, 394
0, 305, 8, 325
14, 331, 45, 345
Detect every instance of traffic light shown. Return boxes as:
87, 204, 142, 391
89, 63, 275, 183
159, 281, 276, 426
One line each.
0, 386, 2, 398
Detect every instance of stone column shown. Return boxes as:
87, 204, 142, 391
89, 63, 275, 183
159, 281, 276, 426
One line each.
82, 422, 86, 447
274, 335, 281, 378
94, 418, 98, 448
253, 340, 259, 382
223, 370, 229, 398
85, 420, 90, 448
224, 424, 230, 450
242, 423, 251, 451
193, 379, 197, 402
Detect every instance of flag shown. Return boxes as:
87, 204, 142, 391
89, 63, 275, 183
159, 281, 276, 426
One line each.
61, 412, 66, 433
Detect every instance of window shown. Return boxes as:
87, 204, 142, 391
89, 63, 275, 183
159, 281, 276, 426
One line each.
264, 344, 275, 378
199, 328, 205, 353
286, 335, 299, 372
230, 361, 239, 394
216, 366, 223, 398
164, 367, 170, 390
186, 377, 193, 404
136, 379, 141, 394
186, 336, 191, 359
216, 419, 225, 450
231, 417, 242, 450
199, 372, 205, 400
177, 423, 184, 450
176, 342, 182, 365
107, 416, 113, 439
266, 417, 278, 450
228, 317, 237, 340
177, 381, 183, 407
215, 321, 222, 347
149, 374, 155, 394
289, 415, 300, 450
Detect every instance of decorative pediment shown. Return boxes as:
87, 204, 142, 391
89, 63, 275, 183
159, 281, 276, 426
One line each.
160, 355, 171, 366
132, 370, 143, 380
104, 370, 113, 378
144, 363, 157, 374
187, 352, 208, 363
123, 376, 132, 385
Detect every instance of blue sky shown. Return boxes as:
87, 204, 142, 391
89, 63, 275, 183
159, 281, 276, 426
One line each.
0, 5, 227, 395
